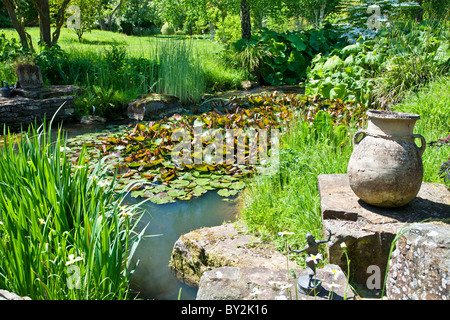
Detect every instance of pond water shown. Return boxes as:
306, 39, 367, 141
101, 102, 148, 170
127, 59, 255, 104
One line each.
56, 121, 241, 300
124, 191, 239, 300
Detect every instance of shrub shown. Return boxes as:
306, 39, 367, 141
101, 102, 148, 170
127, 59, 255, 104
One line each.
231, 23, 346, 86
161, 22, 175, 36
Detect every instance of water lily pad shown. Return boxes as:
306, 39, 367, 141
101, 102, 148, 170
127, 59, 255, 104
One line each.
167, 189, 187, 198
230, 181, 245, 190
217, 189, 238, 197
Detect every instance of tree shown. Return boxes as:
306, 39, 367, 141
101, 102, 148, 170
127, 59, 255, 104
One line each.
2, 0, 35, 50
2, 0, 71, 50
69, 0, 101, 42
240, 0, 251, 39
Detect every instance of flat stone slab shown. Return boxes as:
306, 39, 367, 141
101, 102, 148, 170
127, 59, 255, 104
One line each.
14, 85, 79, 99
318, 174, 450, 224
0, 290, 31, 300
196, 264, 355, 300
169, 222, 300, 287
317, 174, 450, 296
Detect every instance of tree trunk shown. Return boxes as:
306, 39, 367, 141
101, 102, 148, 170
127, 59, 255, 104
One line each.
240, 0, 251, 40
35, 0, 52, 46
415, 0, 423, 23
107, 0, 123, 31
50, 0, 71, 47
2, 0, 33, 51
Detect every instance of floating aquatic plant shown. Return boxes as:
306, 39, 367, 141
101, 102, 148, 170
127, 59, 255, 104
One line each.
66, 93, 368, 204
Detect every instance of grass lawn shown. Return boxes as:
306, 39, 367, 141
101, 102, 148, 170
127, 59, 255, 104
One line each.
0, 27, 247, 98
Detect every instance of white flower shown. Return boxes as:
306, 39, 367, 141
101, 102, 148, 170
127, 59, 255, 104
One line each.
279, 284, 293, 291
340, 242, 347, 249
329, 269, 340, 281
306, 253, 323, 264
278, 231, 294, 238
250, 287, 263, 298
97, 180, 110, 188
65, 254, 83, 266
119, 206, 134, 218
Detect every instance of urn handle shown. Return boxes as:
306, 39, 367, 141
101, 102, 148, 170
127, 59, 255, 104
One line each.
353, 130, 368, 146
413, 134, 426, 157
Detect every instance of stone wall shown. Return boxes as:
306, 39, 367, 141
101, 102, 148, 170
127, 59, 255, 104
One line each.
318, 174, 450, 299
0, 90, 75, 131
386, 223, 449, 300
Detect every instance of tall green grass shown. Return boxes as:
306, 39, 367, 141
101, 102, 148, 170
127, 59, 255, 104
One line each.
392, 76, 450, 185
240, 111, 355, 255
0, 119, 146, 300
151, 40, 206, 105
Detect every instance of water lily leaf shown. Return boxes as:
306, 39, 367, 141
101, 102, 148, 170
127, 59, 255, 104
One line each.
168, 189, 187, 198
230, 181, 245, 190
194, 178, 210, 186
192, 187, 208, 197
217, 189, 238, 197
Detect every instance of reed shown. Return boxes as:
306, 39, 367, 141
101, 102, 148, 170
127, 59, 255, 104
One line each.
0, 117, 146, 300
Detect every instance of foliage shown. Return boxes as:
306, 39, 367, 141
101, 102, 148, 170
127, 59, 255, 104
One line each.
69, 0, 101, 42
63, 93, 368, 205
0, 121, 145, 300
0, 32, 24, 62
34, 43, 69, 85
306, 20, 450, 107
161, 22, 176, 35
215, 14, 242, 44
372, 21, 450, 107
305, 39, 382, 105
231, 23, 346, 85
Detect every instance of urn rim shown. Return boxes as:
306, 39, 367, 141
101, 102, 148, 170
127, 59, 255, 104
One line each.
367, 109, 420, 120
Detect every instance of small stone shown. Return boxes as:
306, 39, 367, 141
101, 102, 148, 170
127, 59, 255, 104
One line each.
0, 290, 31, 300
127, 94, 183, 121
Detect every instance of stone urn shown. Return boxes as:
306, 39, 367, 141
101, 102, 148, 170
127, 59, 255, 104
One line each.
15, 64, 43, 89
347, 110, 426, 208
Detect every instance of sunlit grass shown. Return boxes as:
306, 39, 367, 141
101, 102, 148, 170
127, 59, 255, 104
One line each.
0, 117, 147, 300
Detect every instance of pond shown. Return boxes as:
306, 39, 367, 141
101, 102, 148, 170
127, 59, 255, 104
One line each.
58, 120, 241, 300
125, 191, 239, 300
49, 84, 303, 299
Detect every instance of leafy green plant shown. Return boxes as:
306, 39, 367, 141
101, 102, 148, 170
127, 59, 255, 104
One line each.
231, 23, 346, 86
0, 119, 146, 300
372, 21, 450, 107
151, 40, 206, 105
305, 39, 382, 105
0, 32, 25, 62
306, 20, 450, 108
